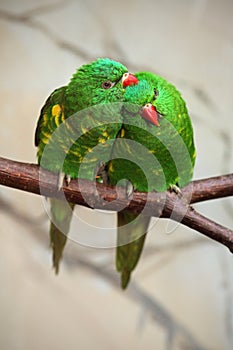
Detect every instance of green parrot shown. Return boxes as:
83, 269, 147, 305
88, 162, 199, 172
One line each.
35, 58, 138, 273
107, 72, 196, 288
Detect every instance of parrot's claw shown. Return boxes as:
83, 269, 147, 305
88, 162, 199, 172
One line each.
64, 174, 71, 186
126, 181, 134, 198
169, 184, 182, 198
57, 172, 65, 191
57, 172, 71, 190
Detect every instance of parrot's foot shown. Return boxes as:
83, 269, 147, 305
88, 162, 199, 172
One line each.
57, 172, 71, 190
169, 184, 182, 197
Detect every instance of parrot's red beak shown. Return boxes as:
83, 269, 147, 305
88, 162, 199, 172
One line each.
140, 103, 160, 126
122, 72, 139, 87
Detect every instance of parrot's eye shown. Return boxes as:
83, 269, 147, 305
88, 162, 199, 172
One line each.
102, 80, 115, 89
154, 88, 159, 98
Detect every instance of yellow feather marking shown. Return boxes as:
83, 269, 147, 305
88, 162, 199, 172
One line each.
193, 149, 197, 160
43, 113, 48, 123
83, 156, 98, 163
81, 126, 89, 134
102, 131, 108, 138
125, 142, 132, 154
98, 138, 106, 144
61, 111, 65, 122
52, 104, 62, 127
120, 128, 125, 137
64, 118, 74, 132
60, 144, 69, 153
68, 149, 81, 159
41, 130, 51, 142
52, 104, 61, 117
108, 162, 114, 172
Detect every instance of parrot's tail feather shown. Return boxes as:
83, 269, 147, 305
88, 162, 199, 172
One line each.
50, 222, 66, 274
116, 210, 151, 289
121, 269, 131, 290
49, 198, 75, 274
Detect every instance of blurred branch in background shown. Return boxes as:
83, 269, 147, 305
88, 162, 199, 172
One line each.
0, 156, 233, 254
0, 3, 223, 103
67, 255, 210, 350
0, 192, 211, 350
0, 3, 95, 60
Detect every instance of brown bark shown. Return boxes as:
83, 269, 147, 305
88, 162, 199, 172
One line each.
0, 156, 233, 252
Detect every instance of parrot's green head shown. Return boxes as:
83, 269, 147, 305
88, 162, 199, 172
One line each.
124, 80, 154, 105
124, 79, 161, 126
124, 72, 188, 127
65, 58, 138, 115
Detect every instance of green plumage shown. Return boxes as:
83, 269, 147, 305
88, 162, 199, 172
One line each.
108, 72, 196, 288
35, 58, 129, 272
35, 58, 196, 288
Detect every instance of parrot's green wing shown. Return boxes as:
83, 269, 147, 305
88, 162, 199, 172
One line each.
35, 86, 66, 148
35, 85, 71, 273
35, 86, 67, 160
108, 75, 196, 288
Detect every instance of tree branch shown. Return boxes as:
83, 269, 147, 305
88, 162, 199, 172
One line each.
183, 175, 233, 203
0, 156, 233, 252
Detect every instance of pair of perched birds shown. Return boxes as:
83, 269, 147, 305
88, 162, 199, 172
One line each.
35, 58, 196, 288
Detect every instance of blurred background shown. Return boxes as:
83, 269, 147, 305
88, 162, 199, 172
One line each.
0, 0, 233, 349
